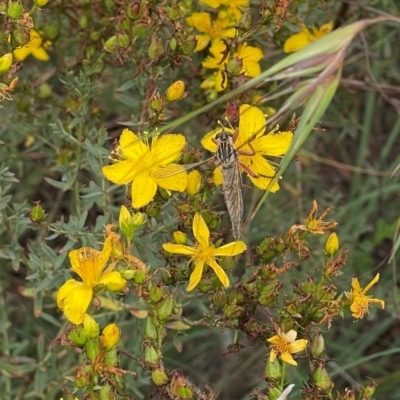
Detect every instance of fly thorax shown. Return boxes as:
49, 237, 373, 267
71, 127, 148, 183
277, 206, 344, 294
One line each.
215, 132, 237, 168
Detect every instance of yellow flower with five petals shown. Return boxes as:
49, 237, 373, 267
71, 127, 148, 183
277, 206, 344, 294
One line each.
345, 273, 385, 319
201, 39, 263, 92
186, 11, 239, 52
267, 329, 308, 366
163, 213, 246, 291
102, 129, 187, 209
284, 22, 333, 53
201, 104, 293, 191
13, 29, 50, 61
57, 237, 127, 325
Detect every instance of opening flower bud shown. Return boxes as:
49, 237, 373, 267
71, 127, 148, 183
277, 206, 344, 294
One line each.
165, 80, 186, 102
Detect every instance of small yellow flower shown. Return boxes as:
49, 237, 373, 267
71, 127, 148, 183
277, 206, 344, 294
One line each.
163, 213, 246, 291
185, 170, 202, 196
202, 39, 263, 92
101, 323, 121, 350
201, 104, 293, 191
13, 29, 50, 61
284, 22, 333, 53
102, 129, 187, 209
186, 11, 239, 52
345, 273, 385, 319
325, 232, 339, 256
57, 237, 127, 325
165, 80, 186, 102
267, 329, 308, 366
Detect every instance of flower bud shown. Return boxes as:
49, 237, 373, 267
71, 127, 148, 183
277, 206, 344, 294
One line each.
173, 231, 187, 245
7, 1, 23, 19
133, 270, 146, 284
227, 57, 243, 76
149, 284, 163, 303
264, 358, 281, 380
149, 94, 164, 112
169, 37, 178, 52
152, 368, 169, 386
127, 0, 144, 20
85, 338, 100, 362
180, 36, 197, 56
30, 202, 46, 223
69, 326, 87, 346
360, 381, 377, 399
156, 295, 174, 321
325, 232, 339, 256
167, 6, 182, 20
165, 80, 186, 102
104, 349, 119, 366
101, 323, 120, 350
82, 314, 100, 339
170, 370, 193, 398
310, 331, 325, 358
267, 386, 282, 400
0, 53, 13, 75
185, 170, 201, 196
148, 35, 164, 60
144, 318, 158, 341
119, 205, 135, 239
104, 36, 117, 52
144, 344, 159, 364
341, 388, 356, 400
313, 364, 333, 393
239, 9, 252, 31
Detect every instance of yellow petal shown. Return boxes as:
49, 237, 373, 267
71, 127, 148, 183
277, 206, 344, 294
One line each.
57, 280, 93, 325
186, 12, 212, 33
163, 243, 196, 255
207, 258, 229, 288
151, 134, 186, 166
288, 339, 308, 354
195, 34, 211, 52
99, 271, 127, 291
283, 27, 313, 53
237, 43, 263, 63
193, 213, 209, 247
131, 172, 157, 208
31, 47, 50, 61
187, 260, 204, 291
200, 0, 222, 8
212, 241, 247, 257
202, 128, 222, 152
351, 277, 361, 294
102, 160, 138, 185
215, 69, 228, 92
362, 273, 380, 294
284, 329, 298, 342
219, 27, 237, 38
252, 132, 293, 156
241, 154, 277, 190
237, 104, 266, 146
119, 129, 149, 160
153, 164, 187, 192
280, 352, 298, 366
269, 348, 278, 362
186, 170, 202, 196
267, 335, 282, 345
13, 47, 31, 61
209, 38, 228, 59
213, 165, 223, 186
241, 60, 261, 78
313, 21, 333, 39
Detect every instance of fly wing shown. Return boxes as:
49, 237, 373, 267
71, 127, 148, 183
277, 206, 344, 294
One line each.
221, 161, 243, 240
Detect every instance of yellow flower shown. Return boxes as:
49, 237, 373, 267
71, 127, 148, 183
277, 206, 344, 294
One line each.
186, 11, 239, 52
201, 104, 293, 191
57, 237, 127, 325
202, 39, 263, 92
267, 329, 308, 366
345, 273, 385, 319
102, 129, 187, 209
284, 22, 333, 53
13, 29, 50, 61
163, 213, 246, 291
